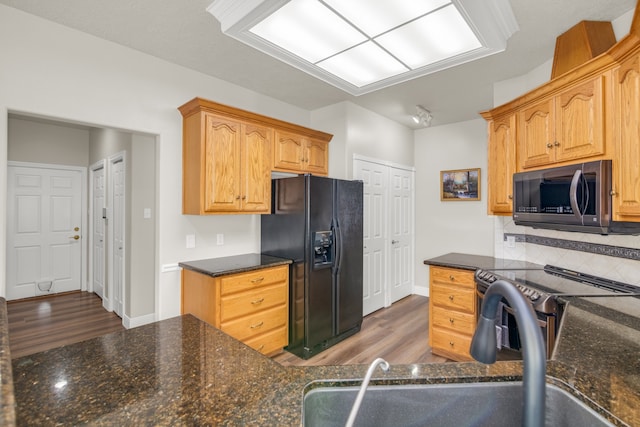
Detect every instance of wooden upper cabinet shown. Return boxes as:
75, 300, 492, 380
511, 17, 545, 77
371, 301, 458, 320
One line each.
273, 130, 329, 175
179, 97, 332, 215
518, 75, 606, 170
486, 114, 516, 214
611, 48, 640, 220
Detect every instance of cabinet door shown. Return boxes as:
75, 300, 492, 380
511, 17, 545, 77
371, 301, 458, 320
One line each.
241, 123, 272, 213
487, 115, 516, 214
273, 130, 304, 171
518, 98, 555, 169
555, 75, 606, 162
612, 53, 640, 219
304, 139, 329, 175
204, 114, 241, 212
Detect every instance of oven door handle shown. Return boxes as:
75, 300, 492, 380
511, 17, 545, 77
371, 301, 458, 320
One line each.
502, 304, 548, 328
569, 169, 584, 223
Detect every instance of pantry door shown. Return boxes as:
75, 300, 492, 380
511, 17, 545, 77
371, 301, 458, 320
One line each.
355, 159, 387, 316
389, 167, 414, 302
6, 162, 85, 300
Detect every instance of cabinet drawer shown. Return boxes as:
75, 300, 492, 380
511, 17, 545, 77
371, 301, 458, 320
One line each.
221, 283, 288, 321
220, 266, 288, 295
244, 326, 288, 355
430, 266, 475, 289
431, 327, 473, 359
221, 304, 287, 341
431, 306, 476, 335
430, 283, 476, 314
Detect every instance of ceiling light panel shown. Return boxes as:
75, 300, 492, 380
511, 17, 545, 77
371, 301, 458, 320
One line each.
249, 0, 366, 63
323, 0, 450, 37
317, 41, 409, 87
376, 4, 482, 69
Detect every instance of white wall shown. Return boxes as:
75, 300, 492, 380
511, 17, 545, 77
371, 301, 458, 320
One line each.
414, 119, 495, 294
311, 101, 415, 179
0, 4, 311, 321
8, 117, 90, 166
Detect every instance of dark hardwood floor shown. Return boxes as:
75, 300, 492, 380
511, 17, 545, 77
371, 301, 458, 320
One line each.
273, 295, 450, 366
7, 291, 449, 367
7, 291, 125, 359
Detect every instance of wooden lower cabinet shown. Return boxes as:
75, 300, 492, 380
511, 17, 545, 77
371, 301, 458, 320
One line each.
428, 266, 477, 361
181, 265, 289, 356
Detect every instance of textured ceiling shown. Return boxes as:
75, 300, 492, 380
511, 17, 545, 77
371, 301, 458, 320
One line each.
0, 0, 636, 128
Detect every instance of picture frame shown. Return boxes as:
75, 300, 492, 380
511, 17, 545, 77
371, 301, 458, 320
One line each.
440, 168, 481, 201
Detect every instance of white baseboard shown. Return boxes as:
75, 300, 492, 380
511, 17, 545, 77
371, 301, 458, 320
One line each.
413, 285, 429, 297
123, 313, 156, 329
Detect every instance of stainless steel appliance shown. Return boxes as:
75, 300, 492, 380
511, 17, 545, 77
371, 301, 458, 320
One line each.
513, 159, 640, 234
261, 174, 363, 359
475, 265, 640, 360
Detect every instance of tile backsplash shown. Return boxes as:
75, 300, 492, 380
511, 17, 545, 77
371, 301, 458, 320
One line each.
494, 216, 640, 286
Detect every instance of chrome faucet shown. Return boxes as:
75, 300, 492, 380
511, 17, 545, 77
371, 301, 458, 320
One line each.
470, 280, 546, 427
345, 357, 390, 427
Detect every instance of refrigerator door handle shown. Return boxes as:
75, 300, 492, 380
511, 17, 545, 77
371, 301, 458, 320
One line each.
333, 223, 342, 274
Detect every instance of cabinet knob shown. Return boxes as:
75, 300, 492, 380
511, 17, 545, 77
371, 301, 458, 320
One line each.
449, 341, 455, 347
242, 196, 247, 200
508, 195, 513, 200
449, 318, 455, 324
236, 195, 241, 200
448, 295, 455, 301
546, 142, 553, 148
610, 190, 617, 197
449, 275, 455, 281
554, 141, 560, 147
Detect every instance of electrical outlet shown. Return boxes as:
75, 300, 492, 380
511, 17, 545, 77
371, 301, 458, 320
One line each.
506, 235, 516, 248
216, 233, 224, 245
186, 234, 196, 249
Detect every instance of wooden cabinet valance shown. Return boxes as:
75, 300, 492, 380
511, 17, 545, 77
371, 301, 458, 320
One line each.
179, 97, 332, 215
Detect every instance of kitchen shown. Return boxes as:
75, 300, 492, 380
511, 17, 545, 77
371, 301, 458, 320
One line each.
1, 0, 640, 425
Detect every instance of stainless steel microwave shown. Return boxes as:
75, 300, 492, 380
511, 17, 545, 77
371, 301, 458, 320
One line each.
513, 160, 640, 234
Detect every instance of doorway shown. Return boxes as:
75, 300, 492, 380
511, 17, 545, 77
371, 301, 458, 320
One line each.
354, 156, 415, 316
6, 113, 158, 327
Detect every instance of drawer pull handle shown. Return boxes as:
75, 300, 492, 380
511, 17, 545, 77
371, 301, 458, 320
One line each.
448, 295, 454, 301
251, 298, 265, 305
251, 277, 265, 283
250, 321, 264, 329
449, 318, 455, 324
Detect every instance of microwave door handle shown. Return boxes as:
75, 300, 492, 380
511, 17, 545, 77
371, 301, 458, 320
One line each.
569, 169, 583, 223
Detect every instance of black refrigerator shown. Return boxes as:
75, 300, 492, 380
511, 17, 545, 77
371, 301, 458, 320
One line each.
261, 174, 363, 359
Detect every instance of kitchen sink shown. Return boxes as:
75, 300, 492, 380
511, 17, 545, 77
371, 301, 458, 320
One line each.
302, 381, 614, 427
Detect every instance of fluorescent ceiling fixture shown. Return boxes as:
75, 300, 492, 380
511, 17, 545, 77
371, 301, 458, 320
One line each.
208, 0, 519, 96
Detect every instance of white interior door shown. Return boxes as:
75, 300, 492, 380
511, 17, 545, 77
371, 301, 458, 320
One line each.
389, 167, 414, 302
7, 163, 84, 300
91, 162, 106, 299
110, 155, 125, 317
354, 159, 387, 316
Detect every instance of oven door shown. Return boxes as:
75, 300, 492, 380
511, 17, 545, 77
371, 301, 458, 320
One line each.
476, 286, 556, 360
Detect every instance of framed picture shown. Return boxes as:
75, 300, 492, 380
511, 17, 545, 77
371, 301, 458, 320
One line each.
440, 168, 481, 201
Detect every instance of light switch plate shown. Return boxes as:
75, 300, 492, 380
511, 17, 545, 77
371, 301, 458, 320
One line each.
186, 234, 196, 249
216, 233, 224, 245
506, 235, 516, 248
143, 208, 151, 219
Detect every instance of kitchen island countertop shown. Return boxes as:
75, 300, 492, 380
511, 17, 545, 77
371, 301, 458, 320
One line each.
2, 252, 639, 426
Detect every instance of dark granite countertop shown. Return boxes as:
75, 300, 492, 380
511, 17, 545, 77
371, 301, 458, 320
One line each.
178, 253, 292, 277
0, 298, 16, 426
423, 252, 543, 271
2, 252, 639, 426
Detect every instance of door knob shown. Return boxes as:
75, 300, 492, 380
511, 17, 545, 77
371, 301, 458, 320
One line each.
391, 240, 399, 244
70, 235, 80, 240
